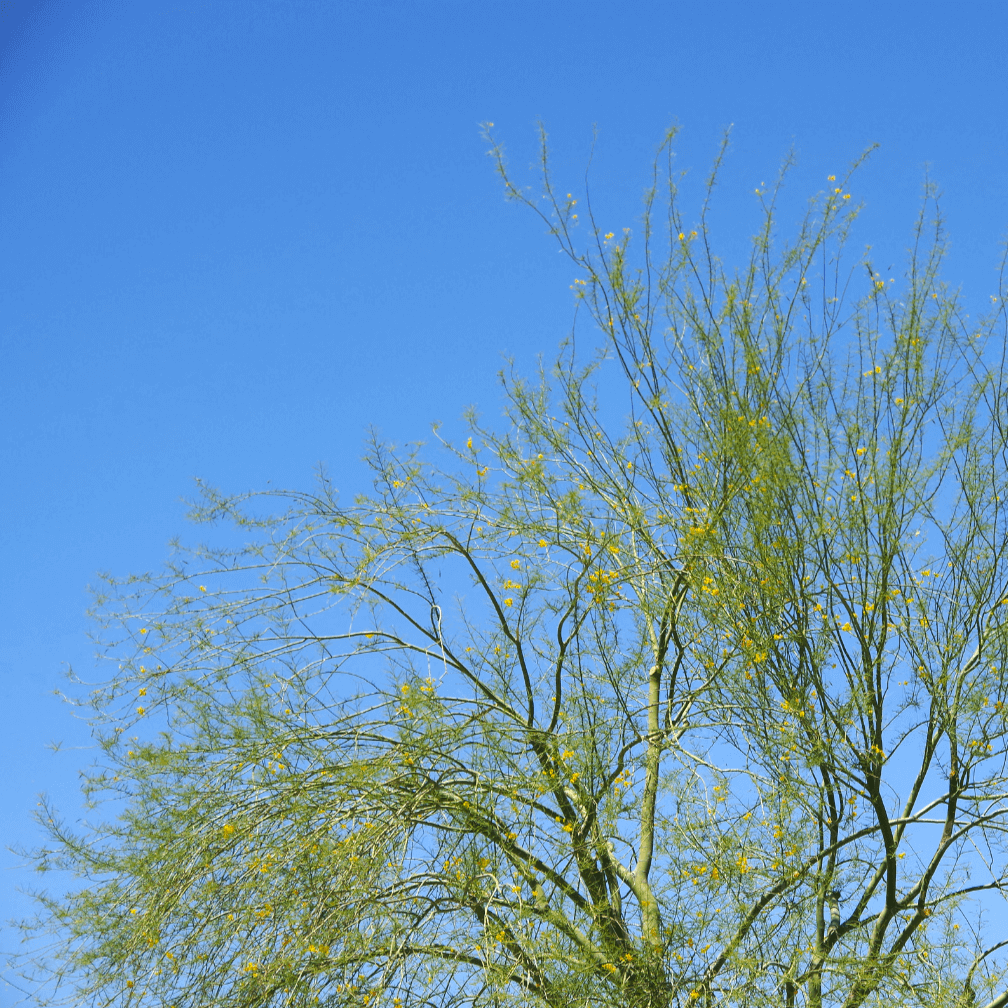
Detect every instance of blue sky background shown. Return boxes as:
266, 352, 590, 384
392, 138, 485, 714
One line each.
2, 0, 1007, 1001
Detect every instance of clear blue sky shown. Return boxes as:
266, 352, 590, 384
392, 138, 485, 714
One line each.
2, 0, 1007, 999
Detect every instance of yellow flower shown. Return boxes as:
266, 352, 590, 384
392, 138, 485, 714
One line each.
678, 232, 685, 240
511, 559, 520, 569
841, 622, 852, 632
843, 193, 851, 200
136, 706, 146, 716
138, 688, 146, 697
199, 585, 207, 592
504, 598, 513, 607
827, 175, 836, 181
139, 628, 147, 635
466, 436, 472, 449
538, 538, 547, 547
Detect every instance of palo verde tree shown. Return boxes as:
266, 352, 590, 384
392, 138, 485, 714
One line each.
16, 126, 1008, 1008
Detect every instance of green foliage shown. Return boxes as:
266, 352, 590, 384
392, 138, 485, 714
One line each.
15, 127, 1008, 1008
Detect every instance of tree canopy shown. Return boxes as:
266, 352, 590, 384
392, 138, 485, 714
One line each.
16, 127, 1008, 1008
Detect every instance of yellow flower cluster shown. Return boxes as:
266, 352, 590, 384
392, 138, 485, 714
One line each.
586, 569, 619, 605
